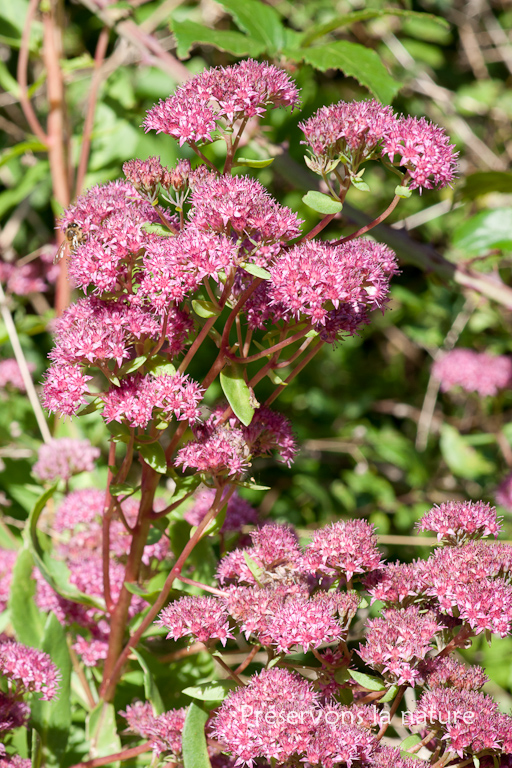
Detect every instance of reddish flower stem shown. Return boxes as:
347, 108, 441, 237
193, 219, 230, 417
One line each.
331, 192, 403, 246
265, 340, 325, 407
234, 644, 261, 675
376, 683, 407, 740
100, 485, 234, 702
102, 441, 117, 613
17, 0, 48, 145
69, 741, 151, 768
232, 324, 313, 364
75, 26, 110, 196
300, 212, 337, 242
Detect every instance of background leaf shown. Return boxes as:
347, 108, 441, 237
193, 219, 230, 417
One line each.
182, 703, 211, 768
171, 18, 265, 59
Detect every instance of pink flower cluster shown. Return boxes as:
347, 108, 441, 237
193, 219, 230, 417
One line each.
0, 359, 35, 393
0, 550, 17, 613
0, 639, 60, 701
300, 99, 458, 192
33, 437, 100, 482
432, 348, 512, 396
416, 499, 502, 543
302, 519, 382, 582
144, 59, 299, 146
406, 688, 512, 758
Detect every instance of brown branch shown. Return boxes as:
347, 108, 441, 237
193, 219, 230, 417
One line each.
75, 26, 110, 196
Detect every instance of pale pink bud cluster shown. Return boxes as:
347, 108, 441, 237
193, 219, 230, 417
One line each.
33, 437, 100, 482
143, 59, 299, 146
158, 596, 234, 646
121, 701, 187, 758
0, 550, 17, 614
300, 99, 458, 192
0, 639, 60, 701
176, 406, 297, 478
0, 258, 55, 296
416, 500, 502, 544
420, 656, 488, 691
0, 359, 35, 393
363, 561, 426, 606
184, 487, 259, 533
432, 348, 512, 396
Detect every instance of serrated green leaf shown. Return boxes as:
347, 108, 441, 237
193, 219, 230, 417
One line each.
440, 424, 494, 480
235, 156, 274, 168
86, 702, 121, 764
220, 363, 256, 426
30, 613, 72, 766
380, 684, 399, 702
109, 481, 140, 498
302, 190, 343, 214
8, 548, 44, 648
77, 398, 103, 416
452, 208, 512, 254
400, 733, 422, 752
216, 0, 286, 54
192, 299, 221, 319
289, 41, 401, 104
117, 355, 147, 376
301, 8, 449, 47
395, 185, 412, 198
351, 178, 370, 192
171, 18, 265, 59
183, 680, 238, 701
138, 441, 167, 474
132, 649, 165, 716
240, 262, 271, 279
146, 355, 177, 377
182, 703, 211, 768
142, 222, 175, 236
348, 669, 386, 691
243, 552, 264, 585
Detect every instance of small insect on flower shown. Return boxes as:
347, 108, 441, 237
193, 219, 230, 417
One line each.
54, 222, 87, 264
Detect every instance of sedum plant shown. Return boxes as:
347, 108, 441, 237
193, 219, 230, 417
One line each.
2, 58, 511, 768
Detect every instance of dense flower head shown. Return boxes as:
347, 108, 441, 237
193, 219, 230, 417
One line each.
383, 115, 458, 191
49, 297, 161, 367
305, 702, 378, 768
299, 99, 397, 161
0, 549, 17, 614
176, 421, 249, 477
190, 173, 302, 254
432, 348, 512, 397
0, 691, 29, 732
101, 372, 202, 429
217, 523, 303, 587
42, 363, 92, 416
0, 359, 35, 393
406, 688, 512, 758
33, 437, 100, 482
416, 500, 502, 543
423, 542, 512, 636
184, 487, 259, 533
213, 668, 318, 765
121, 701, 187, 757
0, 756, 31, 768
269, 238, 398, 330
420, 655, 489, 691
139, 227, 239, 308
372, 745, 428, 768
303, 519, 382, 581
0, 260, 49, 295
358, 606, 442, 685
157, 596, 234, 646
143, 59, 299, 145
59, 179, 157, 237
0, 639, 60, 701
363, 561, 426, 606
